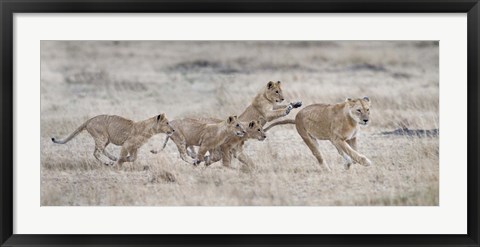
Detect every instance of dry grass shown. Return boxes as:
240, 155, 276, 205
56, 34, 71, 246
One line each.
41, 41, 439, 206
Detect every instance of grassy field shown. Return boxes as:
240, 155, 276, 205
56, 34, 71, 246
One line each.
41, 41, 439, 206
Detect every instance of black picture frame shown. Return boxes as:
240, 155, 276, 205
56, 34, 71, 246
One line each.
1, 0, 479, 246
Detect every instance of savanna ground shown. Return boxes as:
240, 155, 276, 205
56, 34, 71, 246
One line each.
41, 41, 439, 206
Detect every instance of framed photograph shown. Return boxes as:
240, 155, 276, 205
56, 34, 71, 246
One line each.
1, 0, 479, 246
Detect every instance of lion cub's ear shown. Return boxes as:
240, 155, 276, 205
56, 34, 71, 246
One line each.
249, 121, 255, 128
227, 116, 235, 124
267, 81, 274, 89
363, 96, 370, 102
345, 98, 356, 106
157, 113, 165, 122
277, 81, 281, 84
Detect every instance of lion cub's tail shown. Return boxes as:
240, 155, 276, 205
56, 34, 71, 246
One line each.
264, 119, 296, 132
162, 136, 170, 150
150, 136, 170, 154
51, 120, 88, 144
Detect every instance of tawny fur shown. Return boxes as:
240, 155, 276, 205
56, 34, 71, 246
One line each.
238, 81, 301, 124
186, 118, 267, 168
265, 97, 372, 170
151, 116, 246, 165
212, 80, 300, 169
52, 114, 174, 167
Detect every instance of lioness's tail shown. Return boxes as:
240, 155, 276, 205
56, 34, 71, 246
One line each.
264, 119, 296, 132
51, 120, 89, 144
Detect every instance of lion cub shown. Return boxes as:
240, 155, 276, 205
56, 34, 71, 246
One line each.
184, 118, 267, 168
207, 119, 266, 168
215, 80, 300, 169
52, 114, 174, 167
265, 97, 372, 170
152, 116, 246, 165
238, 80, 302, 124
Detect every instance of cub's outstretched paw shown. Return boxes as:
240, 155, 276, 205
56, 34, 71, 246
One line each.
285, 104, 294, 115
290, 101, 302, 108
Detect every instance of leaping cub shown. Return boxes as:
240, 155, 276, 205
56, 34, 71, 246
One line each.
265, 97, 372, 170
210, 80, 300, 168
52, 114, 174, 167
238, 80, 302, 124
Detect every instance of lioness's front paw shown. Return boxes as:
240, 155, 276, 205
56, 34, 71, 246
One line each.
359, 156, 372, 166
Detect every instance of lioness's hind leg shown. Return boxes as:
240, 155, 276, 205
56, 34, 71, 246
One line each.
296, 125, 331, 171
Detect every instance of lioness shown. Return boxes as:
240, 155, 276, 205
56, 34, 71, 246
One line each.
52, 114, 174, 166
264, 97, 372, 170
151, 116, 246, 165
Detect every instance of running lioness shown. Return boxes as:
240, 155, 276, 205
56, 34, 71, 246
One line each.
265, 97, 372, 170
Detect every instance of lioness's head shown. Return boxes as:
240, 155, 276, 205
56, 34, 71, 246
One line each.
345, 97, 371, 125
265, 81, 284, 103
226, 115, 246, 137
245, 120, 267, 141
155, 113, 175, 135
